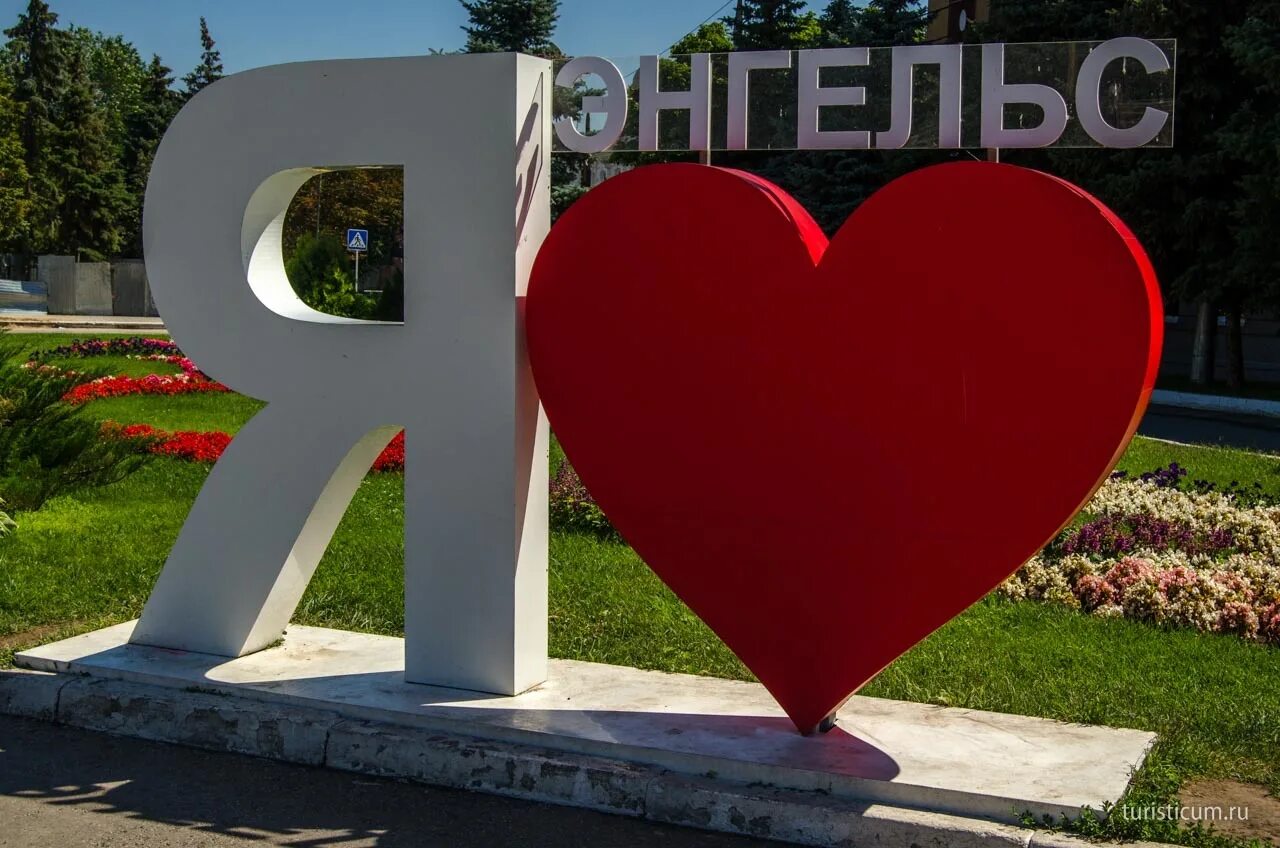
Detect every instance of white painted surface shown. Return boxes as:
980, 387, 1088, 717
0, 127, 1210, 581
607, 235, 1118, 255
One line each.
18, 622, 1156, 824
134, 53, 551, 695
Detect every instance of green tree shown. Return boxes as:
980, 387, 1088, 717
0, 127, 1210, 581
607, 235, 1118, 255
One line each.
673, 20, 735, 54
460, 0, 561, 57
726, 0, 822, 49
0, 72, 30, 250
819, 0, 860, 46
732, 0, 945, 235
66, 26, 145, 158
855, 0, 931, 45
1220, 5, 1280, 343
4, 0, 68, 252
0, 337, 150, 511
973, 0, 1264, 388
47, 46, 130, 257
284, 168, 403, 268
121, 55, 179, 255
283, 232, 380, 320
182, 16, 223, 99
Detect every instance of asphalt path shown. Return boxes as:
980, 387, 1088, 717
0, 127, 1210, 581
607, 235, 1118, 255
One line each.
1139, 404, 1280, 454
0, 715, 779, 848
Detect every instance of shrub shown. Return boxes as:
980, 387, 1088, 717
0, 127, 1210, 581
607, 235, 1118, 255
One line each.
375, 268, 404, 322
0, 339, 151, 511
549, 462, 617, 538
285, 232, 380, 320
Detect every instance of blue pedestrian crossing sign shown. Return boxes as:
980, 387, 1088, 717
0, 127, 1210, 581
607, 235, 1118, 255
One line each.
346, 228, 369, 252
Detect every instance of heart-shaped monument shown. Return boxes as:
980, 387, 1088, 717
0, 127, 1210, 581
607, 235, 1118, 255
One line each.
526, 162, 1162, 734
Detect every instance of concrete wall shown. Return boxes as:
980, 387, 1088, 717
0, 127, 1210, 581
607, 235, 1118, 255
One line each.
37, 256, 157, 317
74, 262, 112, 316
111, 260, 157, 316
39, 255, 76, 314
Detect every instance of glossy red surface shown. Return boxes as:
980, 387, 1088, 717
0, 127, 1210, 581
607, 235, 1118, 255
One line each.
527, 162, 1163, 734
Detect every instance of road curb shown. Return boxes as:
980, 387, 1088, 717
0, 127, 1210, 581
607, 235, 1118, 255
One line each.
0, 669, 1170, 848
0, 315, 166, 332
1151, 389, 1280, 420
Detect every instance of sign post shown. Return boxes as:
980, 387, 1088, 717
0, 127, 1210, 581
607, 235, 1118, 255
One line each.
346, 227, 368, 290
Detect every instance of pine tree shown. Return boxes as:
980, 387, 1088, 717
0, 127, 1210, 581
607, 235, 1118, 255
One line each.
4, 0, 68, 252
819, 0, 860, 46
182, 16, 223, 99
0, 74, 31, 250
66, 27, 145, 159
856, 0, 931, 46
976, 0, 1259, 386
736, 0, 941, 234
460, 0, 561, 57
122, 55, 179, 255
47, 47, 130, 257
0, 337, 150, 511
726, 0, 821, 50
1219, 3, 1280, 384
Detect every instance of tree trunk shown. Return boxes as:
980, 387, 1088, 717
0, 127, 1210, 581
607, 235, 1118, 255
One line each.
1226, 299, 1246, 391
1189, 299, 1217, 385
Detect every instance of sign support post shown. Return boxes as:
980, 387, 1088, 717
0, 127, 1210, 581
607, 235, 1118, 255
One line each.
346, 228, 368, 290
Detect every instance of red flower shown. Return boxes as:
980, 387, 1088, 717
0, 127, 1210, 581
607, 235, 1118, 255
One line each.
373, 432, 405, 472
64, 373, 229, 404
102, 421, 404, 472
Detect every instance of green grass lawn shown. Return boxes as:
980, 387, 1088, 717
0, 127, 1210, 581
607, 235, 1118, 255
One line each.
84, 392, 265, 433
1118, 435, 1280, 499
2, 337, 1278, 847
41, 353, 182, 378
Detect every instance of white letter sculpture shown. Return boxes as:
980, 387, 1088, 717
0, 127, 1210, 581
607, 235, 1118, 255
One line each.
133, 54, 551, 696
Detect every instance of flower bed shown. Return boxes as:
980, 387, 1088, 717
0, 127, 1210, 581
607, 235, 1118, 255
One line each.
31, 337, 181, 360
31, 338, 1280, 646
63, 372, 231, 404
547, 460, 1280, 647
27, 338, 230, 404
103, 422, 233, 463
103, 422, 406, 472
27, 339, 404, 474
1001, 472, 1280, 644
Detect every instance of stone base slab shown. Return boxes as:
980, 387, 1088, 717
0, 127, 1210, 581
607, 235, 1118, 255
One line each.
7, 622, 1161, 847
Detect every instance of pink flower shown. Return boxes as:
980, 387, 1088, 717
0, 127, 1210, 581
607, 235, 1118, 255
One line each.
1103, 557, 1156, 591
1218, 602, 1260, 638
1076, 574, 1117, 610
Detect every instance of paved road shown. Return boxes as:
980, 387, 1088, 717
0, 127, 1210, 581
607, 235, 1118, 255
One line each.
1140, 404, 1280, 454
0, 716, 776, 848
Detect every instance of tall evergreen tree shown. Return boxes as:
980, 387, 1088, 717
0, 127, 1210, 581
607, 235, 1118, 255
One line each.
819, 0, 860, 46
0, 72, 30, 249
182, 16, 222, 99
736, 0, 941, 234
856, 0, 931, 46
974, 0, 1261, 387
4, 0, 68, 252
66, 27, 146, 160
47, 47, 129, 257
460, 0, 561, 57
122, 55, 179, 255
727, 0, 821, 49
1220, 3, 1280, 365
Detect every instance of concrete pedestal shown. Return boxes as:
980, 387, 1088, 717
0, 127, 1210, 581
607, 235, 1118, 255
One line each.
7, 622, 1157, 847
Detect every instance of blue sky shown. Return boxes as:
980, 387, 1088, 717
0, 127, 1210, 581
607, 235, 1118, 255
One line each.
0, 0, 822, 76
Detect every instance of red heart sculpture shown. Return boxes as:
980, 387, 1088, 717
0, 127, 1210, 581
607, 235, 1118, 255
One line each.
527, 162, 1162, 734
